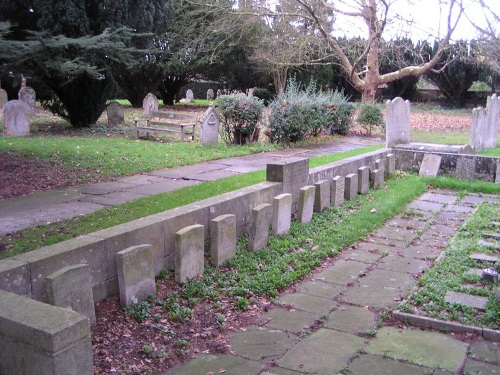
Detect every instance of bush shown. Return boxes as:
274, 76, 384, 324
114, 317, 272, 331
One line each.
356, 103, 385, 135
267, 79, 354, 144
252, 88, 274, 106
216, 94, 264, 145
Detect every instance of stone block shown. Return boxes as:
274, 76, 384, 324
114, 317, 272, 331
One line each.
297, 186, 315, 223
344, 173, 358, 200
358, 166, 370, 194
175, 224, 204, 283
314, 180, 330, 213
272, 193, 292, 235
0, 289, 93, 375
45, 264, 96, 326
117, 245, 156, 308
385, 97, 411, 147
248, 203, 273, 252
455, 157, 475, 181
444, 291, 488, 311
13, 235, 106, 303
419, 153, 442, 177
385, 153, 395, 175
266, 158, 309, 210
371, 169, 384, 189
0, 258, 31, 298
210, 214, 236, 267
331, 176, 345, 207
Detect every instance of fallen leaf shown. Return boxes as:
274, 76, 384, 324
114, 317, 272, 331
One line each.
370, 208, 377, 213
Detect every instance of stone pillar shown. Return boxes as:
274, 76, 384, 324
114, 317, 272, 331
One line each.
3, 100, 31, 136
385, 97, 411, 147
143, 93, 159, 116
485, 94, 500, 149
358, 166, 370, 194
272, 193, 292, 235
385, 154, 396, 175
175, 225, 205, 283
200, 105, 219, 146
45, 264, 96, 326
297, 186, 316, 223
266, 158, 309, 212
210, 214, 236, 267
331, 176, 345, 207
470, 107, 488, 152
344, 174, 358, 200
314, 180, 330, 213
117, 245, 156, 308
248, 203, 273, 252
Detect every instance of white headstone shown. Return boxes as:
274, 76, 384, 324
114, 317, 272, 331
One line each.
142, 93, 158, 117
3, 100, 31, 136
470, 107, 489, 152
385, 97, 411, 147
200, 105, 219, 145
484, 94, 500, 149
185, 89, 194, 102
18, 86, 36, 114
106, 101, 124, 126
0, 89, 7, 108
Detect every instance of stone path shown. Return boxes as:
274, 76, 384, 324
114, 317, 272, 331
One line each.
0, 137, 379, 235
165, 191, 500, 375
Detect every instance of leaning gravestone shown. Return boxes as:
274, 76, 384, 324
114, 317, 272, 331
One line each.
106, 101, 124, 126
18, 86, 36, 114
419, 153, 442, 177
143, 93, 159, 117
200, 104, 219, 145
485, 94, 500, 149
385, 97, 411, 147
0, 88, 7, 108
3, 100, 31, 136
470, 107, 488, 152
207, 88, 214, 101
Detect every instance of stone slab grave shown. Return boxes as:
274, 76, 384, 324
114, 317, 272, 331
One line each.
419, 153, 442, 177
175, 224, 204, 283
470, 252, 500, 263
272, 193, 292, 235
385, 96, 411, 148
248, 203, 273, 252
3, 100, 31, 136
200, 104, 219, 145
445, 291, 488, 311
106, 101, 124, 126
210, 214, 236, 267
45, 264, 96, 326
117, 244, 156, 308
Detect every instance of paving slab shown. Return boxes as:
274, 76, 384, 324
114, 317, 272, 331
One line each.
368, 235, 408, 248
444, 204, 475, 213
445, 291, 489, 311
148, 162, 228, 179
276, 293, 335, 315
468, 340, 500, 364
402, 245, 443, 260
419, 192, 457, 204
314, 260, 370, 285
433, 211, 468, 223
463, 358, 500, 374
79, 191, 148, 205
227, 326, 297, 362
262, 307, 318, 333
188, 169, 240, 181
470, 253, 500, 263
116, 174, 172, 186
277, 329, 365, 374
259, 367, 304, 375
351, 241, 398, 255
365, 327, 468, 372
478, 238, 500, 250
340, 248, 382, 263
0, 188, 84, 214
163, 353, 263, 375
385, 216, 428, 231
79, 181, 137, 195
425, 224, 459, 236
376, 255, 429, 274
370, 226, 418, 243
125, 179, 200, 195
324, 304, 377, 333
407, 200, 445, 212
347, 354, 435, 375
297, 280, 344, 299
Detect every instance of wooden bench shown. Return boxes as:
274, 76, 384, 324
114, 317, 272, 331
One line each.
134, 111, 197, 141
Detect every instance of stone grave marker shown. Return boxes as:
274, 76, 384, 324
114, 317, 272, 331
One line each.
455, 157, 475, 181
470, 107, 488, 152
297, 186, 315, 223
200, 105, 219, 145
0, 88, 7, 108
358, 166, 370, 194
314, 180, 330, 213
175, 224, 204, 283
445, 291, 488, 311
106, 101, 124, 126
45, 264, 96, 326
248, 203, 273, 252
210, 214, 236, 267
385, 153, 395, 175
481, 268, 498, 284
207, 88, 214, 101
3, 100, 31, 136
375, 158, 385, 177
272, 193, 292, 235
117, 244, 156, 308
496, 162, 500, 184
485, 94, 500, 149
331, 176, 345, 207
419, 153, 441, 177
18, 86, 36, 114
344, 173, 358, 200
385, 97, 411, 147
371, 169, 384, 189
470, 252, 500, 263
185, 89, 194, 102
143, 93, 159, 117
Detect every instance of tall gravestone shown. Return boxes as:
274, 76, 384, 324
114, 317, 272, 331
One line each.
200, 105, 219, 145
297, 186, 315, 223
210, 214, 236, 267
272, 193, 292, 235
106, 101, 124, 126
385, 97, 411, 147
331, 176, 345, 207
470, 107, 489, 152
248, 203, 273, 252
143, 93, 159, 117
3, 100, 31, 136
175, 224, 204, 283
485, 94, 500, 149
186, 89, 194, 102
207, 88, 214, 101
18, 86, 36, 114
0, 88, 7, 108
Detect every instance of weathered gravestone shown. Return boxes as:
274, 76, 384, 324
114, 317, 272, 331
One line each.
419, 153, 442, 177
385, 153, 395, 175
496, 161, 500, 184
175, 224, 204, 283
272, 193, 292, 235
385, 97, 411, 147
207, 88, 214, 101
116, 245, 156, 308
18, 86, 36, 114
371, 169, 384, 189
210, 214, 236, 267
143, 93, 159, 117
455, 157, 475, 181
0, 88, 7, 108
106, 101, 124, 126
248, 203, 273, 252
470, 107, 488, 152
358, 166, 370, 194
344, 174, 358, 200
3, 100, 31, 136
298, 186, 316, 223
485, 94, 500, 149
331, 175, 345, 207
45, 264, 96, 326
314, 180, 330, 213
200, 104, 219, 145
185, 89, 194, 102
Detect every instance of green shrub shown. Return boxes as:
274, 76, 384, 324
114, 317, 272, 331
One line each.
252, 88, 274, 106
216, 94, 265, 145
356, 103, 385, 134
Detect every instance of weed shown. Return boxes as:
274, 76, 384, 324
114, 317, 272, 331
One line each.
124, 301, 150, 321
234, 296, 250, 311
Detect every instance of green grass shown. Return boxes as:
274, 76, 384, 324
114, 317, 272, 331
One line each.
410, 129, 470, 145
0, 145, 382, 258
478, 148, 500, 157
